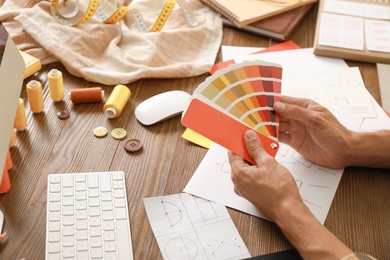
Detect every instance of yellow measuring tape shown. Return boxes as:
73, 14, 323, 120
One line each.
50, 0, 198, 31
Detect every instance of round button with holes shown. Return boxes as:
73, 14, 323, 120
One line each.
57, 110, 70, 119
111, 128, 127, 140
124, 138, 142, 152
93, 126, 108, 138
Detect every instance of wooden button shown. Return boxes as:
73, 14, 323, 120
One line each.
111, 128, 127, 140
57, 110, 70, 119
124, 139, 142, 152
93, 127, 108, 138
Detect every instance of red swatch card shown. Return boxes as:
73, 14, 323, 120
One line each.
182, 60, 282, 164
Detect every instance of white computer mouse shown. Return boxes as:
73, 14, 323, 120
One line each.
135, 90, 192, 125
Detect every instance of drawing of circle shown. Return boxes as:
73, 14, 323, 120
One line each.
318, 71, 342, 86
161, 201, 182, 227
348, 79, 360, 87
164, 237, 198, 260
288, 70, 315, 85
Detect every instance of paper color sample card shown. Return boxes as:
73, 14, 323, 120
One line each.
182, 60, 282, 164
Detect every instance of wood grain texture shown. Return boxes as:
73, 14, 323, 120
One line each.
1, 4, 389, 259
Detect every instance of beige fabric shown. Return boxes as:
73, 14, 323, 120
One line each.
0, 0, 222, 85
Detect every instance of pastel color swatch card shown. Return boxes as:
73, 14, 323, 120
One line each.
182, 60, 282, 164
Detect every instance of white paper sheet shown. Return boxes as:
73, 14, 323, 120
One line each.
143, 193, 251, 260
282, 66, 377, 118
234, 48, 348, 68
377, 63, 390, 111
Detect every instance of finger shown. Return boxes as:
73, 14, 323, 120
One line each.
244, 130, 270, 165
280, 95, 314, 108
228, 150, 242, 164
278, 119, 290, 133
233, 187, 243, 197
277, 132, 291, 145
274, 100, 319, 127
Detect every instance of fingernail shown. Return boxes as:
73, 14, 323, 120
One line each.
245, 130, 257, 140
274, 102, 285, 110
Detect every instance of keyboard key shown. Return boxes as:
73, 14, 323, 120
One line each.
48, 242, 60, 253
62, 175, 74, 187
90, 248, 103, 259
104, 241, 116, 252
75, 182, 86, 191
100, 173, 112, 192
62, 226, 74, 236
49, 175, 61, 184
114, 199, 126, 208
90, 227, 102, 237
48, 232, 60, 242
115, 208, 128, 220
76, 240, 88, 251
87, 174, 99, 188
75, 191, 87, 201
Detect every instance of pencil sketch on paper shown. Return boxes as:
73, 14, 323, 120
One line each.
283, 66, 376, 118
143, 193, 251, 260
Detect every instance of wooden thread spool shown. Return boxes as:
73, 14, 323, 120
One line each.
14, 98, 27, 131
9, 129, 16, 148
0, 164, 11, 194
48, 69, 64, 102
27, 80, 44, 113
103, 85, 131, 118
6, 149, 12, 170
70, 87, 105, 104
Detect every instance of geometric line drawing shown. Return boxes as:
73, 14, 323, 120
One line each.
144, 193, 251, 260
161, 201, 183, 227
164, 236, 198, 260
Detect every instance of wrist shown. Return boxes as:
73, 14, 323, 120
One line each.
346, 130, 390, 168
272, 197, 353, 259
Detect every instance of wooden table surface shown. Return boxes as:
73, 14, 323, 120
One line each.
1, 3, 389, 259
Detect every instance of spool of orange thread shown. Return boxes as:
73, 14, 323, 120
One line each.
103, 84, 131, 118
6, 150, 12, 170
14, 98, 27, 131
0, 165, 11, 194
70, 87, 105, 104
27, 80, 44, 113
48, 69, 64, 102
9, 129, 16, 148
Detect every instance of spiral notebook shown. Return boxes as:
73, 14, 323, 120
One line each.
201, 0, 317, 28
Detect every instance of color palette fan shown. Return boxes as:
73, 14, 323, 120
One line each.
182, 60, 282, 164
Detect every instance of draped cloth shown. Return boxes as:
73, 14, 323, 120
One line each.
0, 0, 222, 85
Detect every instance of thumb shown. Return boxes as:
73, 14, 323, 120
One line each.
244, 130, 269, 165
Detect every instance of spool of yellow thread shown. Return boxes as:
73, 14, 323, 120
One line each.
14, 98, 27, 131
9, 129, 16, 148
27, 80, 44, 113
103, 84, 131, 118
48, 69, 64, 102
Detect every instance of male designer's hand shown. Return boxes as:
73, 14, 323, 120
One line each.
228, 130, 302, 221
274, 96, 353, 169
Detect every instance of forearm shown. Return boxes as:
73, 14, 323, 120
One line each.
346, 130, 390, 168
273, 199, 353, 259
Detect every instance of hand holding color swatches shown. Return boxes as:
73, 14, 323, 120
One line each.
182, 60, 282, 164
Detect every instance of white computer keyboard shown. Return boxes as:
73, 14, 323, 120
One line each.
46, 171, 134, 260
